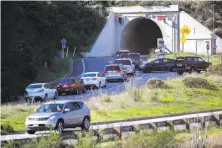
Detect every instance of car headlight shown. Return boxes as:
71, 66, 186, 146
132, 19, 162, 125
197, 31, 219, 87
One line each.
49, 116, 56, 121
37, 89, 44, 92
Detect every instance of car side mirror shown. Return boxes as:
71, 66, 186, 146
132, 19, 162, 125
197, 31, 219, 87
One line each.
64, 108, 70, 113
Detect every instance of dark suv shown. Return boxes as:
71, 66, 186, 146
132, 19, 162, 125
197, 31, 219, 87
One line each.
128, 53, 141, 68
174, 56, 212, 75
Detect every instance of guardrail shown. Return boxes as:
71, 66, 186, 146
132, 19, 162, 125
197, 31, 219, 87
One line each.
1, 109, 221, 142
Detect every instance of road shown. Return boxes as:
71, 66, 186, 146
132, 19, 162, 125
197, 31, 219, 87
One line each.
57, 57, 178, 101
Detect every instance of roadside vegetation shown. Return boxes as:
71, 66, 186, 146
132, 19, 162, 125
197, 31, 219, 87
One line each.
1, 1, 107, 102
2, 72, 222, 132
3, 127, 222, 148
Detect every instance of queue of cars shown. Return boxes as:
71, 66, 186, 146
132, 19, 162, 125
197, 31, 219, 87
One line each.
139, 56, 212, 75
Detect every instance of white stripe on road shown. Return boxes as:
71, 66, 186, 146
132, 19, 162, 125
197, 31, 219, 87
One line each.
80, 59, 86, 77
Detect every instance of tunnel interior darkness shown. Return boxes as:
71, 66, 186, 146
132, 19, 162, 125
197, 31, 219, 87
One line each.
121, 17, 163, 55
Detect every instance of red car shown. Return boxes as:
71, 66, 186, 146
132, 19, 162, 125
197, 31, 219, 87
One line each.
56, 77, 85, 96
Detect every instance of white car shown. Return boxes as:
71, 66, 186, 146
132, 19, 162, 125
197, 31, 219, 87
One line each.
80, 72, 106, 89
114, 58, 136, 76
24, 83, 57, 102
104, 64, 127, 82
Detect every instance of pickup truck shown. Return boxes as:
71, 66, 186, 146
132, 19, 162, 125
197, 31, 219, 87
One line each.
174, 56, 212, 75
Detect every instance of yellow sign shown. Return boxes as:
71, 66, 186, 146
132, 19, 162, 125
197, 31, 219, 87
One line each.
136, 12, 145, 17
180, 25, 191, 35
180, 36, 187, 43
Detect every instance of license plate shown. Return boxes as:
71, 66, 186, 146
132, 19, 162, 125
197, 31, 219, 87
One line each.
33, 124, 38, 127
65, 89, 69, 91
177, 64, 182, 67
109, 72, 115, 75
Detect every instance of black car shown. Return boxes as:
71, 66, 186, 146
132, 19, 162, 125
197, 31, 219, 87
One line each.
141, 58, 175, 73
128, 53, 141, 68
115, 50, 130, 59
174, 56, 212, 75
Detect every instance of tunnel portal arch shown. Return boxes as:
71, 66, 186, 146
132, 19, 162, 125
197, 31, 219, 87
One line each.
121, 17, 163, 54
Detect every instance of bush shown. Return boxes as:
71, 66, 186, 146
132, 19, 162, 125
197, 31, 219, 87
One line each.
1, 124, 14, 135
207, 64, 222, 76
147, 78, 171, 89
182, 77, 211, 89
101, 95, 111, 103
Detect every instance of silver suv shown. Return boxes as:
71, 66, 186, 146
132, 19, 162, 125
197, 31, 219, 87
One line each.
25, 100, 91, 134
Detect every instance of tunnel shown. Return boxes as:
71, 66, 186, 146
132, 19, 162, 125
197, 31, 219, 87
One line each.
121, 17, 163, 55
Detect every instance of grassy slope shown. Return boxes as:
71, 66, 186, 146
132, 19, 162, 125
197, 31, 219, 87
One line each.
1, 75, 222, 132
90, 75, 222, 123
34, 56, 70, 83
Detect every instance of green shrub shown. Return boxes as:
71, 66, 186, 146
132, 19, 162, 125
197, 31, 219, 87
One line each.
158, 97, 175, 103
101, 95, 111, 103
147, 78, 171, 89
182, 77, 217, 89
73, 132, 96, 148
207, 64, 222, 76
130, 88, 143, 102
1, 124, 14, 135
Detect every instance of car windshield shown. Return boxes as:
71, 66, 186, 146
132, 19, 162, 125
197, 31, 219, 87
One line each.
27, 84, 42, 89
117, 53, 128, 58
114, 60, 131, 65
105, 65, 120, 71
82, 73, 96, 77
36, 104, 64, 113
128, 54, 140, 60
59, 78, 72, 83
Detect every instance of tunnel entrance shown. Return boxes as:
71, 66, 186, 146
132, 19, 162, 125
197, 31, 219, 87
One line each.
121, 17, 163, 55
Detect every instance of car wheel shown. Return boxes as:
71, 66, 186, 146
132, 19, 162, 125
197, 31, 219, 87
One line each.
177, 71, 184, 75
98, 82, 101, 89
81, 117, 90, 131
82, 87, 86, 93
43, 94, 48, 102
169, 67, 174, 72
75, 88, 79, 95
53, 92, 57, 100
56, 120, 64, 135
189, 67, 195, 74
103, 82, 107, 87
27, 130, 36, 134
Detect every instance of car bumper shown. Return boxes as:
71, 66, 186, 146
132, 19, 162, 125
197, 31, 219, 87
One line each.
105, 75, 123, 80
25, 120, 57, 131
57, 87, 76, 93
25, 93, 45, 100
84, 81, 99, 87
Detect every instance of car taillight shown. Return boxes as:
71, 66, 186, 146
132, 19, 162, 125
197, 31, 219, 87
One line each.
92, 78, 97, 80
116, 70, 122, 72
104, 70, 108, 74
71, 84, 76, 87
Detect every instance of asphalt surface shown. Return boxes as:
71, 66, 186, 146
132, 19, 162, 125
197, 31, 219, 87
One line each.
57, 57, 178, 101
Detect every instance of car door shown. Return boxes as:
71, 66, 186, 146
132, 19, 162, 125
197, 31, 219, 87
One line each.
63, 103, 75, 125
48, 84, 55, 98
72, 102, 83, 125
152, 59, 163, 71
98, 72, 105, 86
43, 84, 52, 98
196, 57, 206, 70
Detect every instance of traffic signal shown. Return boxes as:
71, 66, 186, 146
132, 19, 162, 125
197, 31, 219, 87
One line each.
118, 16, 122, 24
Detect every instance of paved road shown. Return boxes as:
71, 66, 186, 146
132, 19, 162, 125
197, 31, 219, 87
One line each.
57, 57, 178, 101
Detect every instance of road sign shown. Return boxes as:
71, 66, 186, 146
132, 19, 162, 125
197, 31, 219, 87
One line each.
157, 38, 164, 47
61, 38, 67, 45
180, 36, 187, 43
180, 25, 191, 35
62, 44, 66, 49
206, 44, 210, 50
